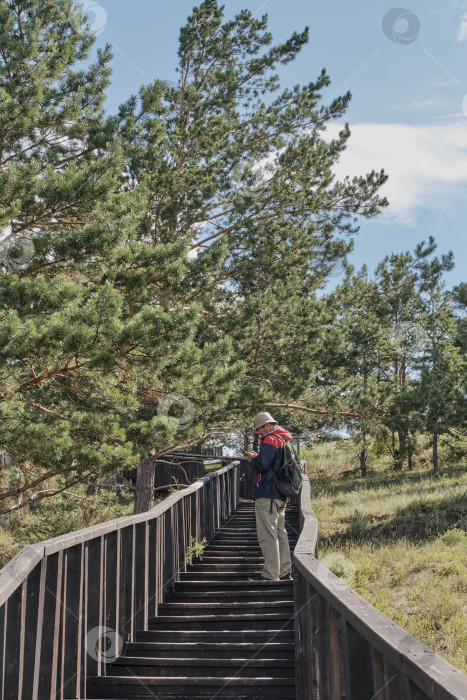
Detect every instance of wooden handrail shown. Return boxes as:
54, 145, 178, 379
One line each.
293, 467, 467, 699
0, 460, 241, 699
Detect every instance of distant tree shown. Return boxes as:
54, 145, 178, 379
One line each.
452, 282, 467, 359
411, 256, 467, 473
371, 241, 437, 469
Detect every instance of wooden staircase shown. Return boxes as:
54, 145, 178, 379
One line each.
87, 499, 300, 699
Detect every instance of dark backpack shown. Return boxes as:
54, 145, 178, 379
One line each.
272, 435, 303, 500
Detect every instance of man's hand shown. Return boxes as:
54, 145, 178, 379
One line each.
244, 451, 259, 463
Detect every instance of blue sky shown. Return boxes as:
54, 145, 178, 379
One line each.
80, 0, 467, 290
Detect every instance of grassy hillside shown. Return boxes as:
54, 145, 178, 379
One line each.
302, 440, 467, 673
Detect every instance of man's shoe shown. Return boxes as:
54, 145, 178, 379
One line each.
248, 574, 273, 582
279, 573, 293, 581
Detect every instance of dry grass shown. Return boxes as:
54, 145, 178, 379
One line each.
302, 440, 467, 672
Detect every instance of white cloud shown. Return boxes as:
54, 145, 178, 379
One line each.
456, 12, 467, 41
398, 100, 445, 112
325, 122, 467, 226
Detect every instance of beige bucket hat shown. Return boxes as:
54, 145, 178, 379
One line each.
252, 412, 277, 430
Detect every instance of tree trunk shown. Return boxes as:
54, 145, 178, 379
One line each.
243, 430, 249, 455
396, 430, 406, 471
134, 458, 155, 514
116, 472, 123, 499
407, 435, 414, 470
359, 448, 366, 477
432, 432, 439, 475
86, 477, 100, 496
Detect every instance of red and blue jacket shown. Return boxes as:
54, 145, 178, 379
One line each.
249, 426, 292, 501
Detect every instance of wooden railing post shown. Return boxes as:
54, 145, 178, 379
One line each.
3, 582, 22, 700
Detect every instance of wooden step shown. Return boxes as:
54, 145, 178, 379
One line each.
124, 641, 295, 659
204, 544, 262, 549
107, 656, 295, 678
157, 601, 294, 615
200, 556, 264, 562
173, 579, 293, 591
149, 613, 294, 631
179, 571, 265, 580
165, 590, 293, 600
187, 560, 263, 573
135, 629, 295, 643
86, 675, 296, 698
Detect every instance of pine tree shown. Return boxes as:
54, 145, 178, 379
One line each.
114, 0, 388, 508
0, 0, 141, 513
412, 256, 467, 474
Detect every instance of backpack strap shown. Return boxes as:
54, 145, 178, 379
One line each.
269, 434, 287, 512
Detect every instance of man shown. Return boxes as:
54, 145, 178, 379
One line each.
244, 412, 292, 582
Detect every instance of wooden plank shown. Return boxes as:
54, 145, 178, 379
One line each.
176, 500, 185, 575
306, 580, 318, 699
382, 659, 404, 700
119, 525, 134, 646
337, 609, 352, 700
21, 562, 42, 700
371, 647, 388, 700
327, 603, 341, 699
155, 512, 163, 615
3, 584, 22, 700
345, 621, 374, 699
0, 603, 5, 700
0, 544, 44, 607
85, 537, 103, 679
293, 475, 318, 557
104, 530, 119, 675
198, 484, 206, 543
407, 677, 432, 699
293, 571, 308, 698
55, 551, 67, 700
147, 519, 157, 618
162, 509, 173, 597
37, 552, 62, 700
172, 504, 180, 585
133, 522, 148, 632
104, 530, 118, 633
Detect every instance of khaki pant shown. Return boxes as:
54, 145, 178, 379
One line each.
254, 497, 292, 580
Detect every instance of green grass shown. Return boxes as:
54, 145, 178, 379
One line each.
302, 441, 467, 673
